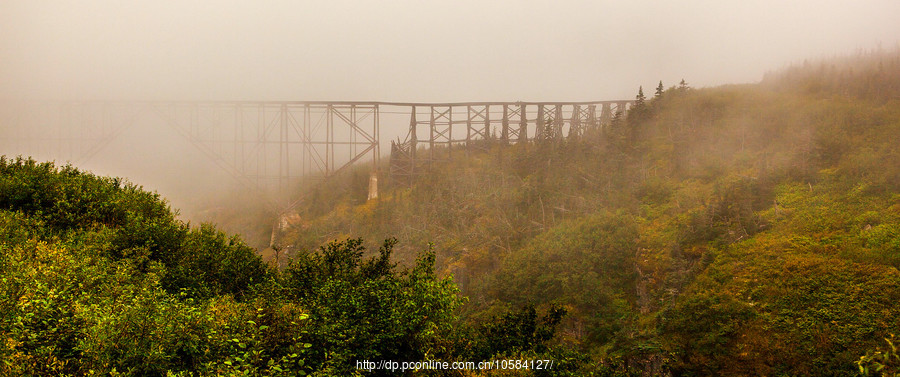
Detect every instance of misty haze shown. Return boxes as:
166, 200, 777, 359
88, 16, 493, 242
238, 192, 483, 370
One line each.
1, 1, 900, 376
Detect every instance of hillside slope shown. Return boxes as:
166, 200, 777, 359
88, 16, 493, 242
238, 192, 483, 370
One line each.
0, 158, 497, 376
283, 50, 900, 375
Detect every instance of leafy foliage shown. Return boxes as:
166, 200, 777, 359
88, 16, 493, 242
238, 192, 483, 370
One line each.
275, 50, 900, 375
467, 304, 566, 360
5, 49, 900, 375
0, 156, 269, 300
0, 157, 574, 375
281, 238, 463, 375
859, 335, 900, 377
0, 158, 315, 376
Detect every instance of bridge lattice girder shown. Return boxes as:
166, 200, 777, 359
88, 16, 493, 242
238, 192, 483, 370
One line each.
0, 100, 631, 209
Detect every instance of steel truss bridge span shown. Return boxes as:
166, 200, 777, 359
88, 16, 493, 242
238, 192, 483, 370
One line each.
0, 99, 632, 210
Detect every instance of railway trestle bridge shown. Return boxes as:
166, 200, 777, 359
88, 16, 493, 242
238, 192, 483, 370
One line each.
0, 100, 632, 211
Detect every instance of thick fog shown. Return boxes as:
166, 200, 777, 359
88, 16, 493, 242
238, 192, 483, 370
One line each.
1, 0, 898, 227
2, 1, 898, 102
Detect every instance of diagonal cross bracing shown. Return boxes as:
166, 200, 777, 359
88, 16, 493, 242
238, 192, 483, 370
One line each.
1, 99, 629, 208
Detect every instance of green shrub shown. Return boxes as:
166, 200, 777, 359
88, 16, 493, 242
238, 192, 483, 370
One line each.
281, 238, 463, 374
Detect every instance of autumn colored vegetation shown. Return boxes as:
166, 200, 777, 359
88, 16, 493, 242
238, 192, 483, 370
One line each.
282, 49, 900, 376
3, 49, 900, 376
0, 158, 569, 376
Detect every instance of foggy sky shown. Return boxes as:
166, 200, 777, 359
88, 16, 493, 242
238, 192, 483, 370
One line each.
1, 0, 898, 230
2, 1, 898, 103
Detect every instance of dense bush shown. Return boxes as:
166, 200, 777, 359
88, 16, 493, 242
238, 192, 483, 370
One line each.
7, 50, 900, 375
0, 157, 313, 376
0, 156, 269, 300
3, 158, 561, 375
273, 51, 900, 375
489, 211, 638, 347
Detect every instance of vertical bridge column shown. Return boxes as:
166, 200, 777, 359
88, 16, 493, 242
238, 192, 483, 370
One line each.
466, 104, 490, 151
429, 105, 453, 160
600, 103, 613, 125
519, 103, 528, 143
571, 104, 582, 138
553, 104, 563, 140
3, 100, 634, 205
